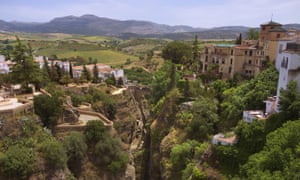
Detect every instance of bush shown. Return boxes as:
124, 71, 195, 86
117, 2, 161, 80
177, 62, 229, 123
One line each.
94, 136, 129, 173
84, 120, 107, 145
39, 139, 67, 169
0, 145, 36, 179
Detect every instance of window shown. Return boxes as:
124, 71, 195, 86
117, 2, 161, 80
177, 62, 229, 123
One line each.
205, 56, 208, 62
222, 59, 225, 64
249, 50, 253, 56
248, 60, 252, 64
277, 34, 281, 38
204, 64, 208, 71
231, 50, 234, 55
229, 67, 232, 73
245, 51, 248, 55
230, 58, 233, 65
279, 44, 283, 53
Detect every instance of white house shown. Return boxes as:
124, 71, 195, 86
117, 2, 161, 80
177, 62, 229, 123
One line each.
0, 55, 10, 74
275, 41, 300, 111
243, 110, 266, 123
72, 63, 124, 80
212, 133, 237, 146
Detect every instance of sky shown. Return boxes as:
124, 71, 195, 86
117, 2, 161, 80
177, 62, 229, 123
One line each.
0, 0, 299, 28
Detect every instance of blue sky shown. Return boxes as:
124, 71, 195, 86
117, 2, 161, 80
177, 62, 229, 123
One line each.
1, 0, 299, 28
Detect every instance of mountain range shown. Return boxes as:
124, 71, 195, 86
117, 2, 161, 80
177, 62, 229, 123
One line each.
0, 14, 299, 40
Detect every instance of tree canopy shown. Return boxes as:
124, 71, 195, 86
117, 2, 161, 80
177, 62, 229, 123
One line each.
162, 41, 192, 64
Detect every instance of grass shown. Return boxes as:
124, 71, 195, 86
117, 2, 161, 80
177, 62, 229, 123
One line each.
56, 50, 139, 66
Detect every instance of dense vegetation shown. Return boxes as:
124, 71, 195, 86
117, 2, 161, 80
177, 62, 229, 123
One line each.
2, 32, 300, 179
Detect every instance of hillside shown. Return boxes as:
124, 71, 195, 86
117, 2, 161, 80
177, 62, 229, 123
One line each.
1, 14, 298, 40
0, 15, 203, 36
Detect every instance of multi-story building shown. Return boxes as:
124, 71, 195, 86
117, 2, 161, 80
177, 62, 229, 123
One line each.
275, 41, 300, 111
201, 41, 265, 79
200, 20, 289, 79
259, 21, 287, 63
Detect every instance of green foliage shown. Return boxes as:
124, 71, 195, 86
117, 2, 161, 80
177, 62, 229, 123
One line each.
156, 88, 182, 123
63, 132, 87, 163
94, 136, 129, 173
235, 120, 266, 157
214, 145, 239, 174
170, 141, 194, 171
33, 94, 63, 130
63, 132, 87, 177
88, 87, 117, 119
39, 139, 67, 169
10, 37, 44, 90
182, 163, 207, 180
148, 61, 180, 104
162, 41, 192, 65
241, 120, 300, 179
246, 28, 259, 40
0, 145, 36, 179
170, 140, 208, 178
220, 66, 278, 131
84, 120, 107, 145
235, 33, 242, 45
279, 80, 300, 120
175, 111, 193, 128
81, 64, 91, 81
187, 96, 219, 140
105, 75, 116, 86
124, 67, 152, 85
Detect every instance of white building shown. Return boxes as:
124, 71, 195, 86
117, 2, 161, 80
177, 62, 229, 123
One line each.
243, 110, 266, 123
0, 55, 10, 74
212, 133, 237, 146
72, 63, 124, 80
275, 41, 300, 111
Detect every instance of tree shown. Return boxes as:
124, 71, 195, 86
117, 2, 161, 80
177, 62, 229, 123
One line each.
33, 94, 63, 130
39, 139, 67, 169
81, 64, 91, 82
92, 63, 99, 83
192, 35, 199, 61
84, 120, 107, 145
59, 74, 73, 85
241, 120, 300, 179
246, 28, 259, 40
235, 33, 242, 45
0, 145, 36, 179
162, 41, 192, 65
63, 132, 87, 177
279, 80, 300, 120
94, 136, 129, 173
10, 37, 43, 91
187, 96, 219, 140
69, 61, 73, 79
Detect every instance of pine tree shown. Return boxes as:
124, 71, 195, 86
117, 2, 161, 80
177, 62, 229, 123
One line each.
69, 61, 73, 79
235, 33, 242, 45
92, 63, 99, 83
11, 37, 42, 91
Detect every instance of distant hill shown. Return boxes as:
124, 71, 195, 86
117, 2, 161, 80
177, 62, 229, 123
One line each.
0, 14, 299, 40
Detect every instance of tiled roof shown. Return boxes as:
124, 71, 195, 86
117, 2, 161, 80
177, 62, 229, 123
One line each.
261, 20, 282, 26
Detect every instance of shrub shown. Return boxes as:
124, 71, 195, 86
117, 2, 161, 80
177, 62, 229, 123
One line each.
0, 145, 36, 179
39, 139, 67, 169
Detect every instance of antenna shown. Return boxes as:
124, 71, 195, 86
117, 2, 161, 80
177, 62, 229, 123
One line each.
271, 13, 273, 22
